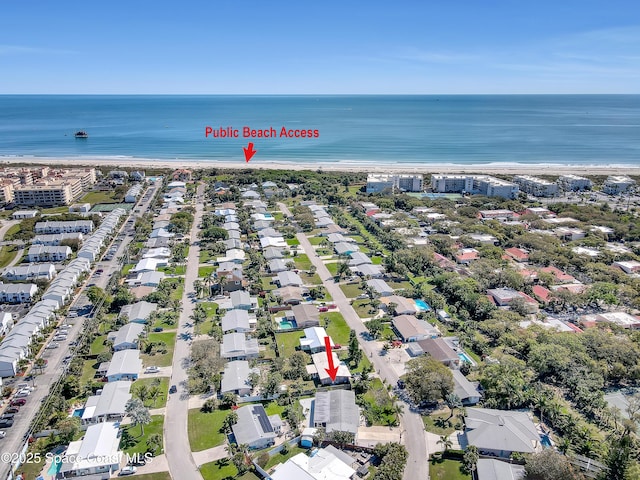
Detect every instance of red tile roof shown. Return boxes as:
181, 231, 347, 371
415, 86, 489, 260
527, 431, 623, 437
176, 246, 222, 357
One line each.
541, 266, 575, 283
505, 247, 529, 261
532, 285, 552, 302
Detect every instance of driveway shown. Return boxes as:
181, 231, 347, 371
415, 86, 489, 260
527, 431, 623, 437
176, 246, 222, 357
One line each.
164, 183, 206, 480
279, 203, 429, 480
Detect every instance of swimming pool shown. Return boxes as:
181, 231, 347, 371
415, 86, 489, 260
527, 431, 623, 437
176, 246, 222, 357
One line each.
541, 434, 552, 448
47, 456, 62, 475
278, 320, 297, 330
458, 352, 474, 365
414, 299, 431, 311
72, 408, 85, 418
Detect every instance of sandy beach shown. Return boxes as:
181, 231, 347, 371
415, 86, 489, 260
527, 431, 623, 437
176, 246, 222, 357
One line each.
1, 156, 638, 176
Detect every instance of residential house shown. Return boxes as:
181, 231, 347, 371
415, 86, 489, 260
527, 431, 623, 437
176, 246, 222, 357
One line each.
232, 404, 279, 449
109, 323, 145, 351
12, 210, 39, 219
269, 259, 289, 273
105, 349, 142, 381
453, 370, 481, 406
392, 315, 439, 342
270, 448, 356, 480
260, 236, 287, 249
35, 220, 94, 234
540, 266, 576, 284
132, 258, 162, 273
366, 279, 393, 297
59, 422, 122, 477
476, 459, 525, 480
312, 390, 359, 437
263, 247, 284, 260
81, 381, 132, 424
3, 264, 56, 281
119, 301, 158, 324
464, 407, 541, 457
0, 312, 12, 335
289, 304, 320, 328
277, 271, 304, 288
221, 309, 255, 333
273, 286, 306, 305
356, 263, 384, 278
613, 260, 640, 275
487, 288, 539, 313
230, 290, 254, 310
309, 351, 351, 385
415, 338, 459, 367
381, 295, 418, 315
299, 327, 333, 353
0, 283, 38, 303
504, 247, 529, 263
220, 360, 258, 396
126, 271, 165, 287
220, 333, 259, 360
334, 242, 359, 256
348, 252, 372, 266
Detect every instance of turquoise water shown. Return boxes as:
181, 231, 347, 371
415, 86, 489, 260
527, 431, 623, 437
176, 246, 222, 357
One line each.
458, 352, 473, 364
72, 408, 84, 417
414, 299, 430, 311
541, 434, 552, 448
278, 320, 297, 330
1, 95, 640, 165
47, 456, 62, 475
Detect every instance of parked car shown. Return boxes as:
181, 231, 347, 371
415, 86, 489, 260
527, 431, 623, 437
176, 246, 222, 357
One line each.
0, 420, 13, 428
145, 366, 160, 374
318, 306, 329, 312
46, 343, 59, 349
153, 327, 164, 332
5, 407, 20, 414
169, 385, 177, 394
14, 390, 31, 398
119, 466, 137, 476
10, 398, 26, 406
0, 414, 15, 421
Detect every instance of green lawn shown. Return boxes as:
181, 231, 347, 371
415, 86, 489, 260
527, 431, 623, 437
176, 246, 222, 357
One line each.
301, 272, 322, 285
160, 265, 186, 275
429, 459, 471, 480
0, 245, 19, 269
134, 473, 172, 480
307, 236, 326, 245
199, 460, 238, 480
293, 254, 312, 270
81, 359, 99, 384
41, 206, 72, 214
352, 299, 377, 318
286, 238, 300, 246
121, 415, 164, 456
4, 224, 21, 238
324, 312, 351, 344
261, 276, 276, 291
163, 278, 184, 300
152, 313, 178, 331
362, 377, 397, 426
80, 190, 122, 204
141, 332, 176, 367
131, 377, 170, 408
201, 302, 219, 317
371, 256, 383, 265
200, 250, 212, 263
422, 412, 458, 436
275, 330, 306, 358
388, 279, 413, 291
90, 335, 109, 355
121, 264, 135, 275
263, 446, 307, 470
187, 408, 228, 452
198, 265, 215, 278
339, 283, 364, 298
325, 262, 340, 275
263, 401, 286, 416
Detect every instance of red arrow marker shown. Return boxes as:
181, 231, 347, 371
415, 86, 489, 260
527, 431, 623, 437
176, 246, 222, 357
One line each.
324, 336, 339, 382
243, 142, 257, 162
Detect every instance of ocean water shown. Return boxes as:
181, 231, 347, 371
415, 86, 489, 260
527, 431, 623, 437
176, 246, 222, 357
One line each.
0, 95, 639, 166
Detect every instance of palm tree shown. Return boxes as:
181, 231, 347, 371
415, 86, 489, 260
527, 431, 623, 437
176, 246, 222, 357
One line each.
136, 384, 149, 405
445, 393, 462, 421
125, 398, 151, 437
437, 435, 453, 453
193, 279, 204, 298
148, 386, 161, 407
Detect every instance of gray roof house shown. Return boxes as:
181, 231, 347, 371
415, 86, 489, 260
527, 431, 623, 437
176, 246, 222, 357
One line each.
334, 242, 359, 256
313, 390, 359, 437
289, 304, 320, 328
477, 459, 524, 480
221, 309, 255, 333
119, 301, 158, 324
349, 252, 372, 266
109, 323, 146, 351
230, 290, 254, 310
415, 338, 460, 367
232, 404, 278, 449
269, 259, 289, 273
81, 381, 132, 424
220, 360, 258, 396
366, 279, 394, 297
465, 407, 541, 457
392, 315, 439, 342
453, 370, 481, 406
221, 333, 259, 360
356, 263, 384, 278
105, 350, 142, 382
277, 271, 304, 288
274, 286, 306, 305
263, 247, 284, 260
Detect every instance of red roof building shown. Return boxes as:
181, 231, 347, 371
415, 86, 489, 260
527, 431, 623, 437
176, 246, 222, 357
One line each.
532, 285, 552, 303
541, 266, 576, 284
505, 247, 529, 262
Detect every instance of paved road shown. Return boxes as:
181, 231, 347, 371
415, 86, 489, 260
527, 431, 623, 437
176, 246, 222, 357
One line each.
279, 202, 429, 480
165, 183, 205, 480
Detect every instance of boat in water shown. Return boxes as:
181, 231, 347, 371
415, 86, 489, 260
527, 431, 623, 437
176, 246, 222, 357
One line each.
74, 130, 88, 138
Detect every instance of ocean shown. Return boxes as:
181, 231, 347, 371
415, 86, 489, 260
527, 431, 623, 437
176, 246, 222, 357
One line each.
0, 95, 639, 166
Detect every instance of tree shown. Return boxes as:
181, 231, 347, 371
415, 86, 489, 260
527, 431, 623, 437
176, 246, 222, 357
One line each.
262, 371, 282, 397
445, 393, 462, 420
523, 450, 583, 480
56, 416, 81, 444
125, 398, 151, 437
348, 329, 361, 364
404, 356, 454, 406
462, 445, 479, 473
148, 386, 161, 407
220, 392, 237, 409
221, 411, 238, 434
437, 434, 452, 452
367, 317, 384, 339
146, 433, 163, 456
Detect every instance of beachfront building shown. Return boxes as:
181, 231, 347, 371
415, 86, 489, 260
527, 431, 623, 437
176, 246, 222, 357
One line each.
124, 183, 144, 203
603, 175, 636, 195
513, 175, 559, 197
557, 174, 592, 191
431, 174, 519, 199
366, 173, 423, 193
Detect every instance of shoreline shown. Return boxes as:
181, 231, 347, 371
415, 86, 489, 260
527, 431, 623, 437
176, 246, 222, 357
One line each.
1, 156, 639, 176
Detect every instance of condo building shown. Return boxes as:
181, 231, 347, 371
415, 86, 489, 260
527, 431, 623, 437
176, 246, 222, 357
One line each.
366, 173, 423, 193
602, 175, 636, 195
431, 174, 519, 199
557, 174, 592, 192
513, 175, 559, 197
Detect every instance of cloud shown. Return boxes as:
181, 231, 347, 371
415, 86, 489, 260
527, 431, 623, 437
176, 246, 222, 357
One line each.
0, 45, 78, 56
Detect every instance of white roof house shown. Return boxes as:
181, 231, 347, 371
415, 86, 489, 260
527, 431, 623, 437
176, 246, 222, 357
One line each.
312, 390, 359, 435
119, 301, 158, 324
366, 279, 394, 297
232, 404, 278, 449
81, 381, 132, 424
348, 252, 372, 266
221, 309, 254, 333
59, 422, 122, 477
299, 327, 333, 353
277, 271, 303, 287
110, 323, 146, 351
260, 236, 287, 249
270, 449, 356, 480
220, 333, 259, 360
132, 258, 162, 273
220, 360, 258, 396
309, 352, 351, 385
105, 349, 142, 382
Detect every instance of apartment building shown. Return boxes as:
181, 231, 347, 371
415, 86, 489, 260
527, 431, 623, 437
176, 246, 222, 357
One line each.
557, 174, 592, 192
513, 175, 559, 197
602, 175, 636, 195
431, 174, 519, 199
367, 173, 423, 193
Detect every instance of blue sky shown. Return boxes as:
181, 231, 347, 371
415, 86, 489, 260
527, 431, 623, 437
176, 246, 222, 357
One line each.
1, 1, 639, 93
